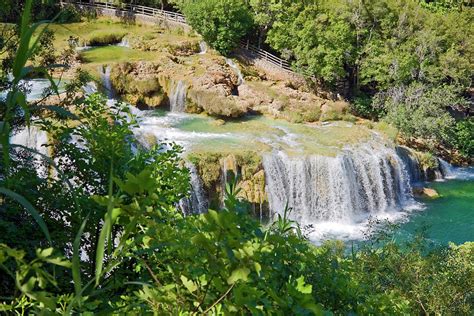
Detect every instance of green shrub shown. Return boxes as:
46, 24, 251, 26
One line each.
301, 107, 322, 122
351, 94, 384, 119
450, 118, 474, 158
58, 4, 82, 23
181, 0, 253, 55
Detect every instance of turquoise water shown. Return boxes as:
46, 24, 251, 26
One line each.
396, 177, 474, 245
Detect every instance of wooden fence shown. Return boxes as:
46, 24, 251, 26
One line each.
61, 0, 295, 73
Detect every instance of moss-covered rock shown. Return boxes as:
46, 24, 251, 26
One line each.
187, 151, 267, 210
110, 62, 165, 108
187, 89, 248, 117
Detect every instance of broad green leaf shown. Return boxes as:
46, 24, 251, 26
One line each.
296, 276, 312, 294
227, 267, 250, 285
180, 275, 198, 293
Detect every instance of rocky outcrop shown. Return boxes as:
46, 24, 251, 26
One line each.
187, 151, 269, 218
105, 52, 349, 121
413, 187, 439, 198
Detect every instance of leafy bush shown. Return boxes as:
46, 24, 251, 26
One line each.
351, 94, 384, 120
181, 0, 253, 55
376, 83, 462, 146
450, 118, 474, 158
58, 4, 82, 23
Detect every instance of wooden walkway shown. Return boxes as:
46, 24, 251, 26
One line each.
60, 0, 295, 74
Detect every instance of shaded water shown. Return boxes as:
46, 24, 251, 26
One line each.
394, 168, 474, 245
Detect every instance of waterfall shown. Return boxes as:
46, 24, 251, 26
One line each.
179, 163, 209, 215
396, 146, 424, 184
117, 37, 130, 48
225, 58, 244, 86
82, 82, 98, 95
199, 41, 208, 55
438, 158, 455, 179
10, 125, 49, 176
263, 142, 413, 225
169, 80, 187, 113
100, 65, 114, 99
1, 78, 61, 102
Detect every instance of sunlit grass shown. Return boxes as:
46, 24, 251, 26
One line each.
80, 46, 156, 64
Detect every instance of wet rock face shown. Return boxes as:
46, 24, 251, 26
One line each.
188, 152, 269, 216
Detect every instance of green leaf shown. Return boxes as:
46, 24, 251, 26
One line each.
180, 275, 198, 293
254, 262, 261, 276
296, 276, 312, 294
0, 187, 51, 244
227, 267, 250, 285
73, 216, 88, 303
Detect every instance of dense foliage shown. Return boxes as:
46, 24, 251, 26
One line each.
0, 1, 473, 314
180, 0, 253, 55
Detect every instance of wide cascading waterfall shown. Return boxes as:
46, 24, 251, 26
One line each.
169, 80, 187, 113
179, 163, 209, 215
263, 142, 414, 225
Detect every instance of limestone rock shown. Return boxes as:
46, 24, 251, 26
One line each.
413, 187, 440, 198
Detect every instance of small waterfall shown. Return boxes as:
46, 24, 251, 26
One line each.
169, 80, 187, 113
82, 82, 98, 95
438, 158, 455, 179
221, 155, 238, 188
199, 41, 207, 55
10, 125, 49, 176
263, 142, 413, 224
225, 58, 244, 86
179, 163, 208, 215
100, 66, 114, 99
117, 37, 130, 48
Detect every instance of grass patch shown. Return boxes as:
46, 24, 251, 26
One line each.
87, 30, 126, 46
79, 46, 156, 64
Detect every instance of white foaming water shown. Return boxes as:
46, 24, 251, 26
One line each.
117, 37, 130, 48
10, 125, 49, 176
225, 58, 244, 86
179, 163, 209, 215
82, 82, 98, 95
263, 142, 419, 241
133, 112, 234, 150
438, 158, 455, 179
199, 41, 207, 55
1, 78, 64, 101
169, 81, 187, 113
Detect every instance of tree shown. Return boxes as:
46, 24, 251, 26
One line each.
180, 0, 253, 55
